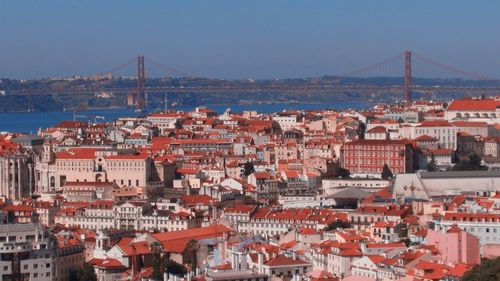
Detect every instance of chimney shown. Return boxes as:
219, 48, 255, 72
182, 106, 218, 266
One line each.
292, 251, 297, 260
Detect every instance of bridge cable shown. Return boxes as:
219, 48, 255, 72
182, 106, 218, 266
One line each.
341, 52, 405, 77
144, 57, 198, 78
412, 52, 497, 81
97, 57, 137, 76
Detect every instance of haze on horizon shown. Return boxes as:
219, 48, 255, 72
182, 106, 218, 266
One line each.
1, 0, 499, 80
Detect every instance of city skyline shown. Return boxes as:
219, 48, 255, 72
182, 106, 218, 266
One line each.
1, 1, 500, 79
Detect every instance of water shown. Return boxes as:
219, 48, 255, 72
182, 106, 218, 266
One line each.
0, 101, 371, 133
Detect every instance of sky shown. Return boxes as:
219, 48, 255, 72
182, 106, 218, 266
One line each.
0, 1, 499, 80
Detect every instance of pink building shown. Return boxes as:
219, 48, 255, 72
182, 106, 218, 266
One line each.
426, 224, 480, 265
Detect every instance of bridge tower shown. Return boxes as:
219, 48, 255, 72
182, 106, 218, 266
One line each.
403, 50, 412, 103
135, 55, 146, 111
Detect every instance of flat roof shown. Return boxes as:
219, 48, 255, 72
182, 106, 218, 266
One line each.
207, 271, 268, 281
419, 171, 500, 179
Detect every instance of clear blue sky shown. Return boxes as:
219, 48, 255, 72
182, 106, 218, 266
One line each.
1, 1, 499, 79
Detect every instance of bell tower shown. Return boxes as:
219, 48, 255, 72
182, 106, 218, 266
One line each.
42, 139, 54, 163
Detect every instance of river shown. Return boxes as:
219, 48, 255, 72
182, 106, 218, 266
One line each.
0, 101, 371, 133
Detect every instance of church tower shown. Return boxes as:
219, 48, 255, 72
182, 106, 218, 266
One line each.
41, 139, 54, 163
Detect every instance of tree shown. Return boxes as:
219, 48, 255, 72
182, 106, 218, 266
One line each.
358, 122, 367, 139
462, 257, 500, 281
452, 153, 488, 171
400, 238, 412, 247
150, 242, 164, 281
70, 263, 97, 281
328, 162, 350, 178
164, 259, 187, 276
243, 161, 255, 177
426, 154, 439, 172
324, 220, 351, 231
185, 239, 199, 271
381, 164, 393, 179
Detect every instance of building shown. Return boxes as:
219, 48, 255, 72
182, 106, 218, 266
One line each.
427, 224, 481, 265
445, 97, 500, 124
414, 120, 458, 149
342, 139, 414, 176
433, 213, 500, 248
0, 222, 85, 281
393, 171, 500, 200
0, 137, 36, 200
35, 144, 161, 195
63, 181, 117, 201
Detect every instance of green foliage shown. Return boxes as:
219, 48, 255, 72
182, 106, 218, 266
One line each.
151, 254, 163, 281
70, 263, 97, 281
330, 162, 350, 178
381, 164, 393, 179
426, 154, 439, 172
324, 220, 351, 231
452, 154, 488, 171
243, 161, 255, 177
400, 238, 411, 247
185, 239, 199, 271
165, 259, 187, 276
358, 122, 367, 139
462, 257, 500, 281
150, 242, 164, 281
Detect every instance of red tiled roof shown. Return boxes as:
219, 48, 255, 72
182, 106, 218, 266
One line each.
91, 258, 124, 269
366, 242, 405, 248
151, 225, 232, 243
181, 195, 214, 205
447, 98, 500, 111
452, 121, 489, 127
224, 204, 257, 214
415, 135, 437, 141
366, 126, 387, 133
418, 120, 452, 127
265, 254, 310, 267
447, 263, 472, 277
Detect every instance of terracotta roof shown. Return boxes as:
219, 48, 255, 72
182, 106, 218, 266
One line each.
265, 254, 310, 267
366, 126, 388, 134
90, 258, 124, 269
415, 135, 437, 141
224, 204, 257, 214
447, 98, 500, 111
418, 120, 452, 127
151, 225, 232, 243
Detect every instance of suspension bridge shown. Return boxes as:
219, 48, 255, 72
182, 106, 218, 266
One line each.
5, 50, 500, 111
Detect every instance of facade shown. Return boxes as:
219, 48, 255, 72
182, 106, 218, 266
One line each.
414, 120, 458, 149
445, 97, 500, 124
0, 222, 85, 281
427, 225, 481, 265
35, 144, 160, 195
342, 139, 414, 176
0, 151, 36, 200
433, 213, 500, 248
